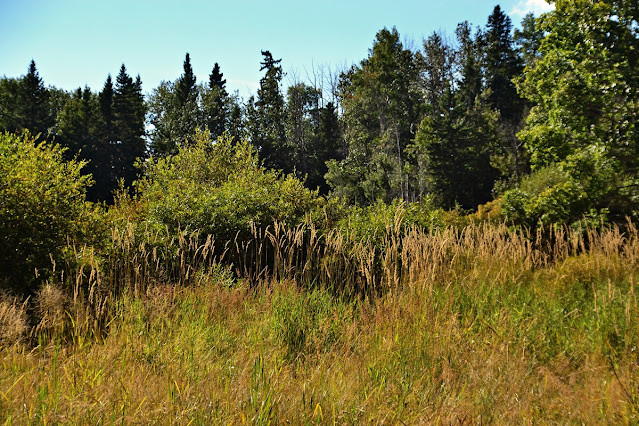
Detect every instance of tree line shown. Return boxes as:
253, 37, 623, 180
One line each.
1, 1, 638, 227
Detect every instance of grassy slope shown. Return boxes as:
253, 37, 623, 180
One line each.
1, 224, 638, 424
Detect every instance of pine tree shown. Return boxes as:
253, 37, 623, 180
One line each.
19, 60, 52, 137
175, 53, 197, 106
483, 6, 527, 180
113, 65, 146, 190
203, 62, 229, 137
253, 50, 289, 172
483, 6, 524, 123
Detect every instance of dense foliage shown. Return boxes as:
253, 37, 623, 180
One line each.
501, 0, 639, 226
0, 132, 99, 294
137, 131, 322, 244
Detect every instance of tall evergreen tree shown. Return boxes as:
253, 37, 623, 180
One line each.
149, 54, 203, 156
419, 31, 455, 106
483, 6, 527, 180
252, 50, 289, 172
56, 85, 108, 200
483, 6, 524, 123
408, 22, 503, 209
174, 54, 200, 145
314, 101, 343, 194
202, 62, 229, 137
89, 74, 118, 201
410, 31, 457, 198
113, 64, 146, 190
226, 94, 245, 142
19, 60, 53, 137
209, 62, 226, 90
413, 89, 500, 210
175, 53, 197, 106
456, 22, 484, 108
99, 75, 115, 143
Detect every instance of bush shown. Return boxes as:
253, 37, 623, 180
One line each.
136, 131, 323, 246
500, 147, 614, 227
0, 132, 101, 295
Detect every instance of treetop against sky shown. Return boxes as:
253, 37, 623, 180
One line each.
0, 0, 553, 96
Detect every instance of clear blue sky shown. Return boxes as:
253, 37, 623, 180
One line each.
0, 0, 553, 97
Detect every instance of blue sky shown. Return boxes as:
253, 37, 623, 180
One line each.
0, 0, 553, 97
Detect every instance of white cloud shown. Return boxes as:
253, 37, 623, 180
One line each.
510, 0, 555, 18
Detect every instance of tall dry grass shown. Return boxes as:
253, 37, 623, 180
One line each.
1, 220, 638, 423
31, 218, 639, 341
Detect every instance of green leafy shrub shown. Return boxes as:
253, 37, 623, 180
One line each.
501, 147, 614, 227
0, 132, 101, 294
136, 131, 323, 247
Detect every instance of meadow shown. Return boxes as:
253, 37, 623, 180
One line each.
1, 221, 638, 424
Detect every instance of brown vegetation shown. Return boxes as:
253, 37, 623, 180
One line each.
1, 222, 638, 423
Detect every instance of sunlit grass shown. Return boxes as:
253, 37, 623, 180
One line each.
1, 223, 638, 423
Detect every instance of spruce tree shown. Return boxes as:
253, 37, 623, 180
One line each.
113, 65, 146, 191
88, 75, 117, 201
99, 75, 115, 141
456, 22, 483, 108
253, 50, 289, 172
203, 62, 229, 137
19, 60, 52, 137
419, 31, 455, 106
227, 95, 245, 142
409, 23, 501, 209
483, 6, 524, 123
175, 53, 197, 106
313, 102, 342, 194
209, 63, 226, 90
483, 6, 527, 180
414, 89, 500, 210
149, 53, 200, 152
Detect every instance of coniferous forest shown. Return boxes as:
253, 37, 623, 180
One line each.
1, 1, 639, 423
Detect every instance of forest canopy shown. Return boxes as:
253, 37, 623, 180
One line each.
1, 1, 637, 230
